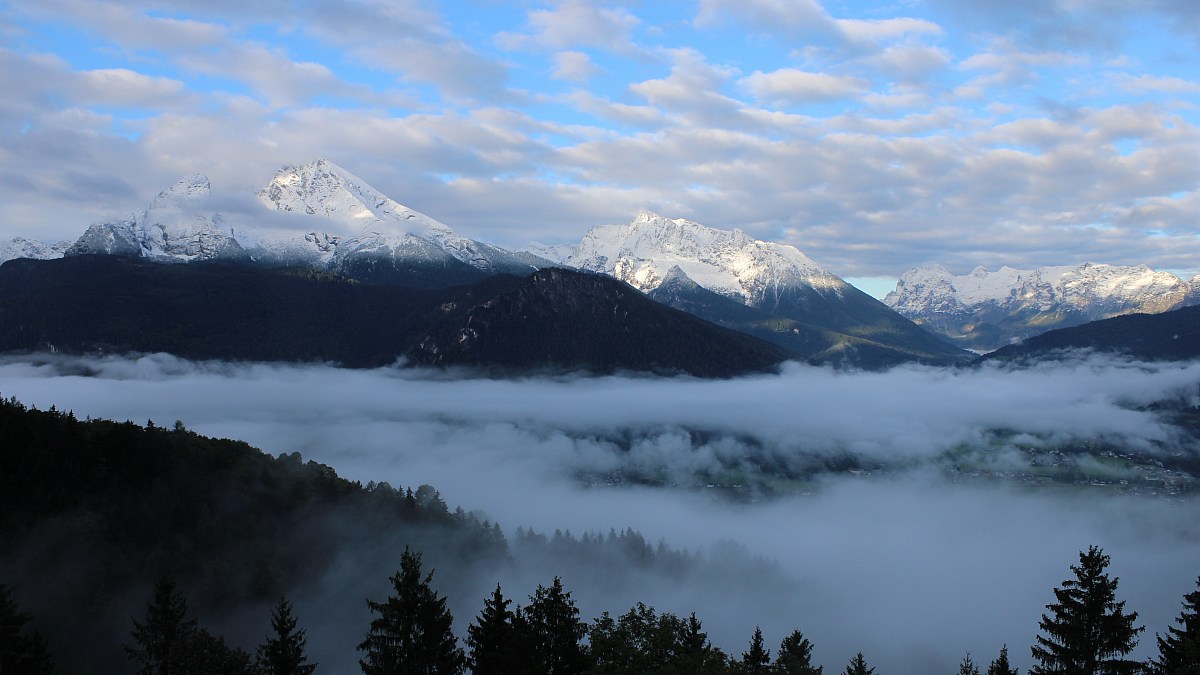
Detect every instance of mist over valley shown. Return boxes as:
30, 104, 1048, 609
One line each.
2, 353, 1198, 674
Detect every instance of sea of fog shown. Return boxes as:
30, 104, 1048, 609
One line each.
2, 353, 1198, 674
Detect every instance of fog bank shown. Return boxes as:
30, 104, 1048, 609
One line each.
2, 353, 1197, 674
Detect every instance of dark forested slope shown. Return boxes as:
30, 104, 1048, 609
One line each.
0, 256, 789, 377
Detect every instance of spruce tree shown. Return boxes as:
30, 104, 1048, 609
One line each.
842, 652, 875, 675
466, 585, 516, 675
986, 645, 1018, 675
256, 597, 317, 675
125, 578, 253, 675
521, 577, 589, 674
125, 578, 199, 675
741, 626, 771, 673
1151, 576, 1200, 675
357, 548, 465, 675
776, 630, 822, 674
1030, 546, 1143, 675
959, 652, 981, 675
0, 584, 56, 675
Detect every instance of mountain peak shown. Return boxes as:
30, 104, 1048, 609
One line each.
150, 173, 210, 209
569, 211, 836, 303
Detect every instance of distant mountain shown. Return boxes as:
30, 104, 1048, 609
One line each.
68, 173, 247, 261
0, 256, 789, 377
981, 304, 1200, 363
0, 236, 71, 265
646, 267, 948, 368
43, 159, 547, 288
886, 263, 1200, 352
548, 212, 969, 365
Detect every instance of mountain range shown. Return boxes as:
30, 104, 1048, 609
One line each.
0, 159, 973, 369
6, 158, 1197, 369
885, 263, 1200, 352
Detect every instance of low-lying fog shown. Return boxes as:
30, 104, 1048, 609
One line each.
3, 353, 1198, 674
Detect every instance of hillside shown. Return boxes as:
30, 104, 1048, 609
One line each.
0, 256, 789, 377
982, 304, 1200, 363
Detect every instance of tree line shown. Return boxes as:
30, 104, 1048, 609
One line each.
5, 545, 1196, 674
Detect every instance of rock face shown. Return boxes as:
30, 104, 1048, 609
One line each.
885, 263, 1199, 351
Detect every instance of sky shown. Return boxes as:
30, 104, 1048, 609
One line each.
2, 0, 1199, 290
3, 353, 1199, 673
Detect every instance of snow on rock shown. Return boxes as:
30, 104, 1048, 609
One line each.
52, 159, 538, 275
886, 262, 1193, 317
567, 211, 845, 306
257, 159, 536, 273
884, 262, 1197, 349
0, 237, 71, 265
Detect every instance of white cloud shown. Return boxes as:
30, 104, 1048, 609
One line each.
743, 68, 869, 105
551, 50, 602, 83
835, 17, 943, 44
693, 0, 837, 41
498, 0, 642, 54
1112, 73, 1200, 95
866, 43, 952, 83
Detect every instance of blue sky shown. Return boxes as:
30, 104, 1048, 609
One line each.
2, 0, 1198, 292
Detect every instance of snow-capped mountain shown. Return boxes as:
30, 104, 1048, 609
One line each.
885, 263, 1200, 351
565, 211, 844, 303
17, 159, 543, 287
547, 212, 969, 364
253, 159, 543, 276
68, 174, 245, 262
0, 237, 71, 266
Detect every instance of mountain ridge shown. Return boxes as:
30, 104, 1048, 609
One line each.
886, 262, 1200, 351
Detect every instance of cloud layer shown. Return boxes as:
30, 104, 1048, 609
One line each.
0, 1, 1198, 281
1, 354, 1198, 673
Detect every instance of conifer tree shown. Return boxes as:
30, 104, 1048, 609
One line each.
1030, 546, 1143, 675
125, 578, 199, 675
742, 626, 771, 673
986, 645, 1018, 675
125, 578, 254, 675
959, 652, 981, 675
679, 612, 732, 675
0, 584, 56, 675
466, 585, 516, 675
1151, 576, 1200, 675
357, 548, 465, 675
521, 577, 589, 674
256, 597, 317, 675
842, 652, 875, 675
776, 630, 822, 675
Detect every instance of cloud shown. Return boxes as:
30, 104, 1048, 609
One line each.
1, 353, 1198, 673
743, 68, 870, 105
693, 0, 838, 43
1112, 73, 1200, 96
550, 50, 602, 83
497, 0, 643, 55
865, 43, 952, 83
